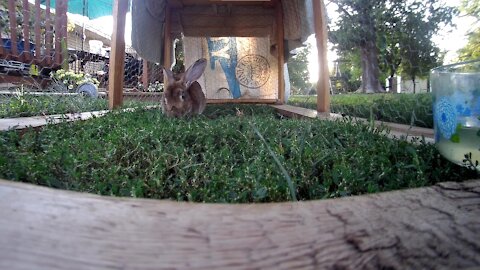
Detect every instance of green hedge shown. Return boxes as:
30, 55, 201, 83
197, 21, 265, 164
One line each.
0, 93, 155, 118
0, 105, 475, 203
288, 93, 433, 128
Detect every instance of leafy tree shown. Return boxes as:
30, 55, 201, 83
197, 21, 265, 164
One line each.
329, 0, 385, 93
329, 0, 455, 93
457, 0, 480, 61
458, 29, 480, 61
398, 1, 453, 93
460, 0, 480, 21
337, 51, 362, 92
287, 43, 312, 95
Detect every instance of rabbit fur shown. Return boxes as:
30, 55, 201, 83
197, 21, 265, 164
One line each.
162, 58, 207, 117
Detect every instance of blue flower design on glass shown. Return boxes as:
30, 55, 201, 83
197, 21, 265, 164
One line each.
473, 97, 480, 115
434, 97, 457, 140
451, 91, 473, 116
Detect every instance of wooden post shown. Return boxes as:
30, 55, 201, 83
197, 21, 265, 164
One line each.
142, 59, 150, 89
54, 0, 67, 66
312, 0, 330, 113
8, 0, 18, 57
108, 0, 129, 110
163, 6, 172, 69
45, 0, 52, 65
276, 0, 285, 104
22, 0, 31, 61
34, 0, 42, 61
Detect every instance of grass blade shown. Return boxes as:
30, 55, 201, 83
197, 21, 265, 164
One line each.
250, 122, 297, 202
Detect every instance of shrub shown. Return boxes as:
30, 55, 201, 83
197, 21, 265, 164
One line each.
0, 105, 475, 203
52, 69, 100, 91
288, 93, 433, 128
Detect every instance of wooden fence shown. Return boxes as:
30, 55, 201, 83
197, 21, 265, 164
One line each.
0, 0, 68, 68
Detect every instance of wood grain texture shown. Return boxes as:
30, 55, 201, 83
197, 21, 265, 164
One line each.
108, 0, 128, 109
0, 179, 479, 270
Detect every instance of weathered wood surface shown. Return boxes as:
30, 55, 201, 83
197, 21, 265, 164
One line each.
0, 179, 479, 270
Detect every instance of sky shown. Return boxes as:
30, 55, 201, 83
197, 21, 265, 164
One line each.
75, 0, 476, 83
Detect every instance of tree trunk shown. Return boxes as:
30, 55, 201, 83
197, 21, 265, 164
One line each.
358, 41, 385, 93
412, 76, 416, 94
388, 76, 397, 94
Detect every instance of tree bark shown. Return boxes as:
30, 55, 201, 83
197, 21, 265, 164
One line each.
358, 41, 385, 93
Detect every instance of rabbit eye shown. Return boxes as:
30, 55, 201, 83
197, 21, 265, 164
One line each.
179, 91, 185, 101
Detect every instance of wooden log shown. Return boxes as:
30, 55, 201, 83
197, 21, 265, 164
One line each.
22, 0, 32, 61
312, 0, 330, 113
0, 178, 479, 269
108, 0, 129, 109
7, 0, 18, 57
275, 0, 285, 104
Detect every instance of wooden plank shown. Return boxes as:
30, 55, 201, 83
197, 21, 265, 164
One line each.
142, 59, 150, 88
108, 0, 129, 109
34, 0, 42, 60
207, 99, 278, 104
0, 0, 3, 56
45, 0, 52, 65
164, 6, 173, 68
54, 0, 67, 65
22, 0, 32, 61
182, 0, 271, 5
312, 0, 330, 113
182, 26, 272, 37
7, 0, 18, 56
0, 178, 479, 269
275, 0, 285, 104
60, 0, 68, 68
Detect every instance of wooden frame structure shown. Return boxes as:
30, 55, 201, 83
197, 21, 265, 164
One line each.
0, 0, 68, 68
108, 0, 330, 113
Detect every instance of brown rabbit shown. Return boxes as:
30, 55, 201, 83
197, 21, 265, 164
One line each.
162, 59, 207, 117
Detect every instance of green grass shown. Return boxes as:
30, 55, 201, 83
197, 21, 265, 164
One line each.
0, 94, 155, 118
288, 93, 433, 128
0, 105, 475, 203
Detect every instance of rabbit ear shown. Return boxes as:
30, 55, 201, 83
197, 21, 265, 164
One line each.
163, 67, 175, 86
184, 58, 207, 88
